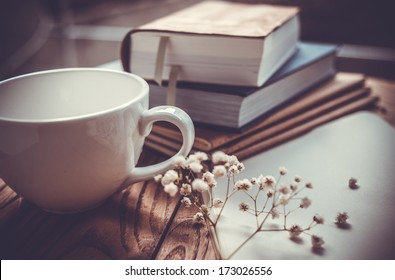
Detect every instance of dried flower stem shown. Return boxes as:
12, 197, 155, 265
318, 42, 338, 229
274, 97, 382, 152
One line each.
157, 152, 331, 259
213, 189, 237, 226
271, 175, 281, 207
227, 228, 259, 259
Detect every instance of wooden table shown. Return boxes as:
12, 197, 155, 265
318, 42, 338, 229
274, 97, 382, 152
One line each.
0, 76, 394, 260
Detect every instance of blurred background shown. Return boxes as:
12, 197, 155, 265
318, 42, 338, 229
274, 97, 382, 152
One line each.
1, 0, 395, 81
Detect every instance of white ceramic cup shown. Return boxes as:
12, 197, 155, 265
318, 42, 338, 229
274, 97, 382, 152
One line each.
0, 68, 194, 213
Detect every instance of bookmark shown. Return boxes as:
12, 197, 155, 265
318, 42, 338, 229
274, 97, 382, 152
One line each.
154, 36, 169, 85
153, 36, 179, 106
166, 65, 180, 106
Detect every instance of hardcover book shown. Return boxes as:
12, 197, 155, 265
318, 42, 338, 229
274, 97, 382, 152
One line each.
149, 42, 338, 129
145, 73, 376, 159
121, 1, 300, 87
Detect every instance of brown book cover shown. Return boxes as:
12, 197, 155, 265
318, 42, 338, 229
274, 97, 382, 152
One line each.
136, 1, 299, 38
120, 1, 300, 86
145, 90, 377, 160
149, 72, 366, 152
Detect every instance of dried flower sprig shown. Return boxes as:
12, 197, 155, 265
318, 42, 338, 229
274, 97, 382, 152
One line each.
335, 212, 349, 224
348, 177, 359, 189
156, 151, 338, 259
219, 165, 327, 258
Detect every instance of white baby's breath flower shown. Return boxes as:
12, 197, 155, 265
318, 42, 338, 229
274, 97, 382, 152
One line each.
250, 177, 257, 185
257, 175, 276, 190
278, 185, 290, 195
163, 182, 178, 197
213, 165, 226, 177
279, 194, 290, 205
161, 170, 178, 186
335, 212, 349, 224
181, 197, 192, 207
186, 154, 199, 165
154, 174, 163, 182
256, 175, 264, 188
294, 175, 302, 183
239, 202, 249, 212
279, 166, 288, 176
267, 188, 275, 198
192, 179, 209, 192
180, 183, 192, 196
173, 155, 186, 168
203, 172, 215, 182
165, 169, 178, 180
193, 212, 204, 223
212, 151, 227, 164
189, 161, 203, 173
270, 208, 280, 219
311, 235, 325, 248
226, 155, 239, 166
348, 177, 358, 189
313, 214, 324, 224
203, 171, 217, 188
237, 162, 245, 172
289, 225, 303, 238
228, 165, 239, 175
300, 197, 312, 209
194, 151, 208, 162
290, 183, 298, 192
235, 179, 252, 191
264, 175, 276, 188
213, 198, 224, 208
305, 182, 313, 189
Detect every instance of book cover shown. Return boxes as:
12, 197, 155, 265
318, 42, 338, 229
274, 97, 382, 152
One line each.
136, 1, 299, 38
146, 90, 377, 161
120, 1, 300, 86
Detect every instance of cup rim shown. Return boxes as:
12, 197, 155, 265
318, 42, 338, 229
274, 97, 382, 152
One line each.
0, 68, 149, 124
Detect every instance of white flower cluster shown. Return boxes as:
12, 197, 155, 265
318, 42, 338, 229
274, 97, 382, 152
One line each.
154, 151, 329, 254
234, 166, 326, 249
157, 151, 248, 198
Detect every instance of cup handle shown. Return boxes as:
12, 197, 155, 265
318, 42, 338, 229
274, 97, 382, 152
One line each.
126, 106, 194, 184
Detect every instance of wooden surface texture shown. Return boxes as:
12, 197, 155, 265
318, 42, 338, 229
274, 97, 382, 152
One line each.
0, 152, 215, 260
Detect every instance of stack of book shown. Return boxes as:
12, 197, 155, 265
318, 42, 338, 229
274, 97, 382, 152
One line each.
121, 1, 376, 159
